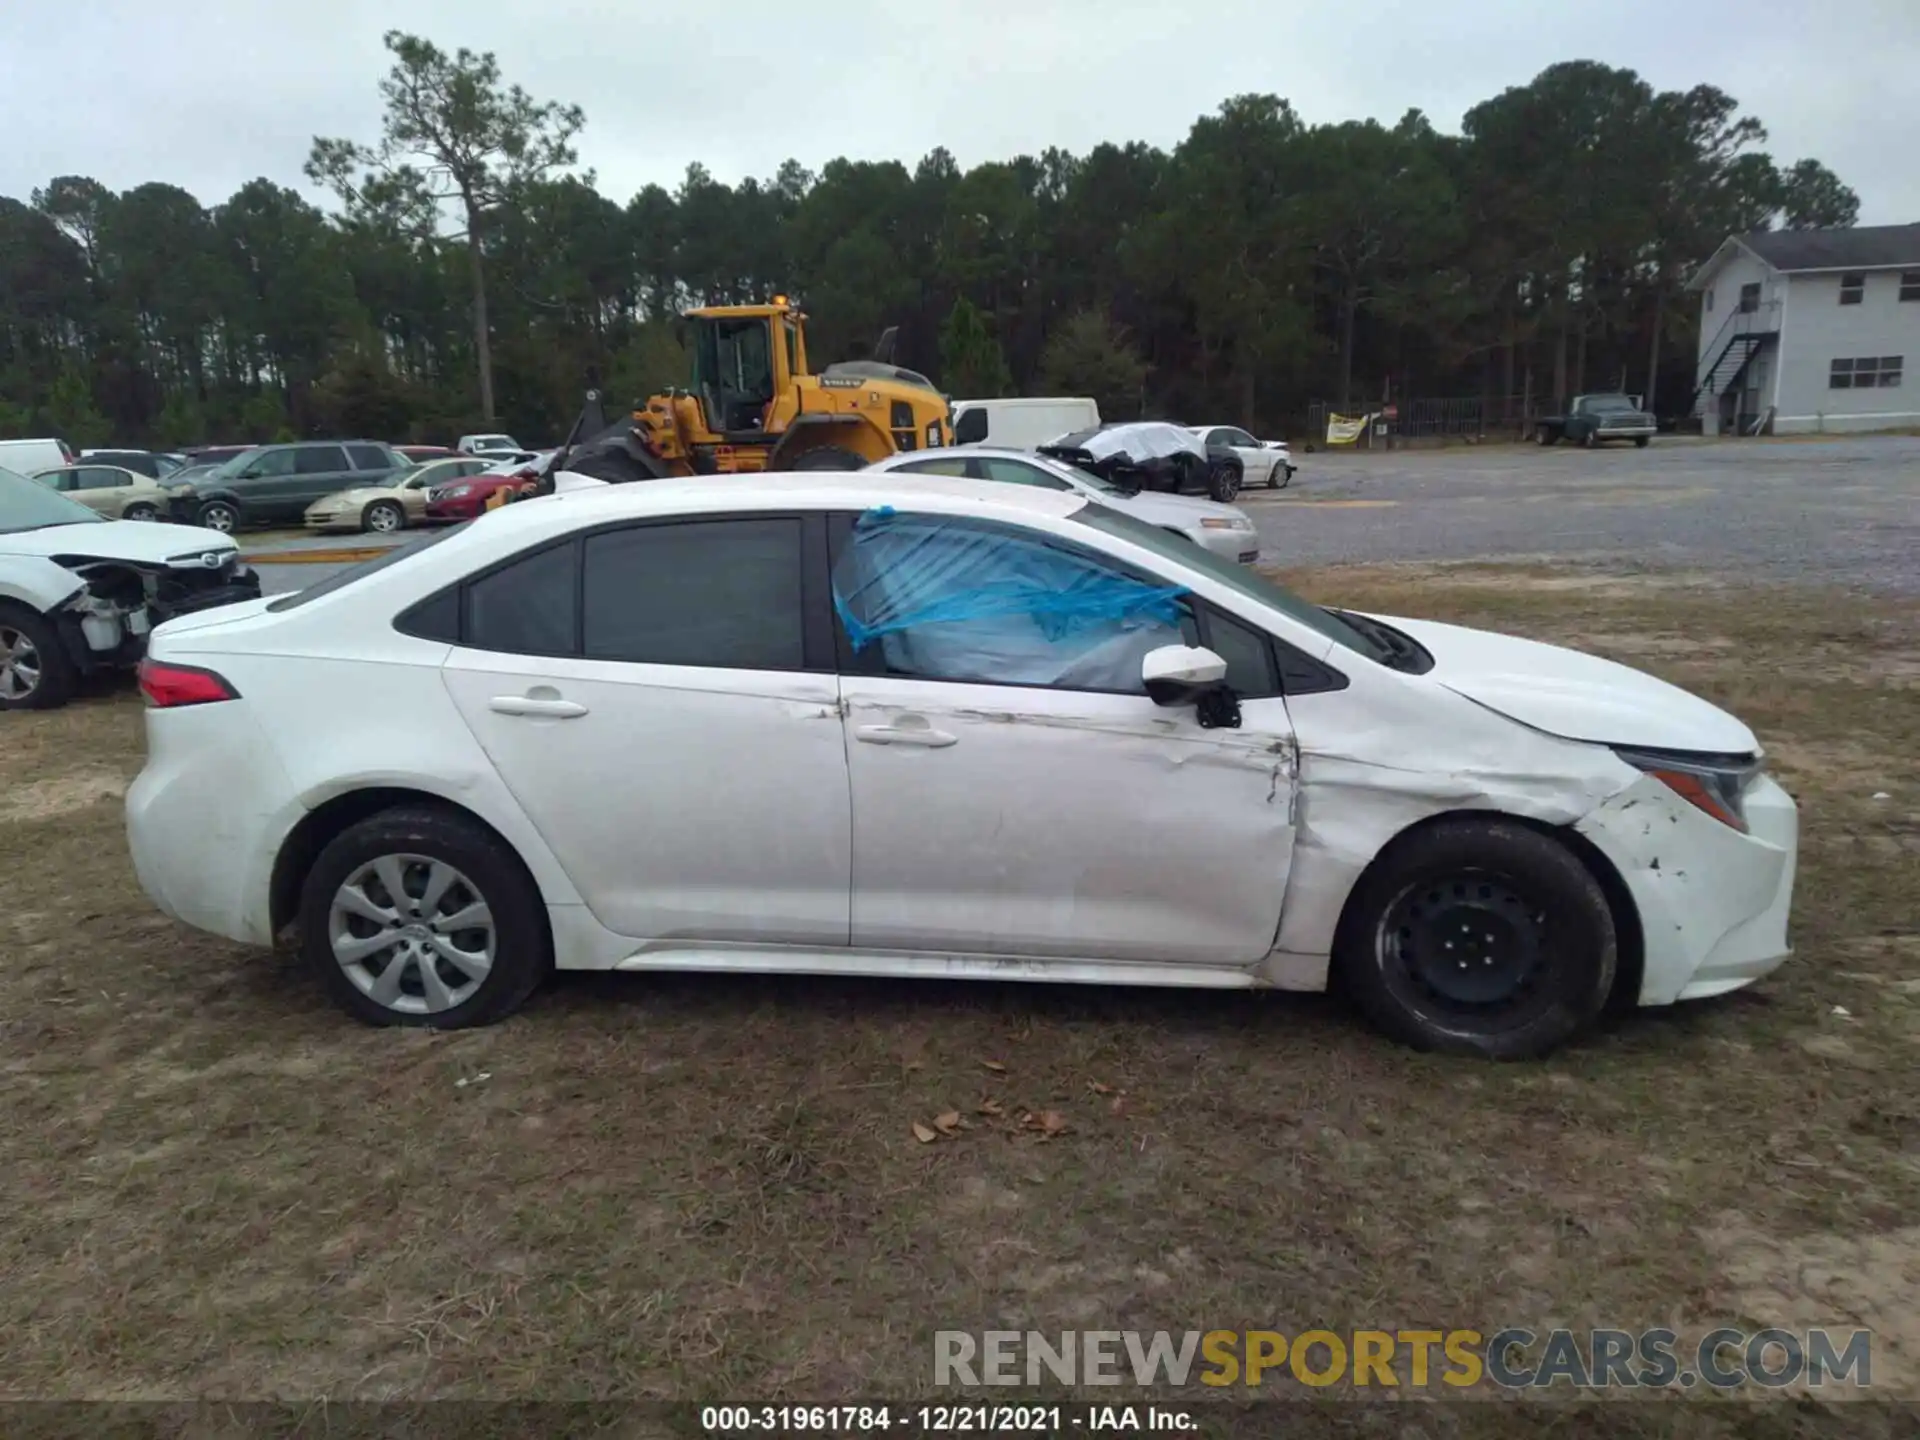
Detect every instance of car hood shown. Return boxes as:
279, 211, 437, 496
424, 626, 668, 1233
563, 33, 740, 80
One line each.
0, 519, 239, 569
1106, 489, 1248, 526
1368, 614, 1759, 754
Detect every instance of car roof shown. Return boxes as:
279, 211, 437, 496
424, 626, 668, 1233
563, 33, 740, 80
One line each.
870, 445, 1068, 467
531, 471, 1086, 526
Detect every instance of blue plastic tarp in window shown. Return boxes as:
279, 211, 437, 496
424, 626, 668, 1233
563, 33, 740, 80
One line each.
832, 509, 1189, 690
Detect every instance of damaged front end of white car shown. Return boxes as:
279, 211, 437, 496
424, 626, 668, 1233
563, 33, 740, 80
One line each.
1, 471, 262, 711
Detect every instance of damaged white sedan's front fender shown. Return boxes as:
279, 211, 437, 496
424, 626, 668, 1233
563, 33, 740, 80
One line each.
0, 557, 85, 615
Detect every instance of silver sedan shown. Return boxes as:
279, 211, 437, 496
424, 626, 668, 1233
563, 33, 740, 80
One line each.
865, 446, 1260, 563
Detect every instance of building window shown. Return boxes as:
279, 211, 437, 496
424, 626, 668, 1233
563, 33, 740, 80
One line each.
1839, 273, 1865, 304
1738, 282, 1761, 313
1830, 356, 1903, 389
1901, 272, 1920, 302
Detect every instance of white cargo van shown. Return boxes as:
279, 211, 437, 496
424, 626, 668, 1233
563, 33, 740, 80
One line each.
951, 397, 1099, 451
0, 438, 74, 475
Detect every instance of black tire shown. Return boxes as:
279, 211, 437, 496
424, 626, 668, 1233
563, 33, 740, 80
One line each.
0, 602, 77, 712
1335, 817, 1616, 1060
124, 502, 159, 522
362, 500, 405, 534
298, 805, 552, 1029
1208, 460, 1243, 503
1580, 429, 1597, 449
786, 445, 868, 472
1536, 427, 1556, 446
1634, 435, 1650, 449
197, 499, 240, 533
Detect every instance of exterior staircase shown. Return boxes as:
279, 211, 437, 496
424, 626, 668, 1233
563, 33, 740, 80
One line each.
1688, 300, 1780, 424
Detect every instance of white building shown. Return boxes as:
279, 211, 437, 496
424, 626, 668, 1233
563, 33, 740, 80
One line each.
1685, 224, 1920, 436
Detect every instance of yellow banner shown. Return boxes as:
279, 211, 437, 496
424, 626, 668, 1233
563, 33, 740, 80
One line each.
1325, 412, 1374, 445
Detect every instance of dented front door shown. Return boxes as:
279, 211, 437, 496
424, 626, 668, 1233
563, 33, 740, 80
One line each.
841, 677, 1295, 965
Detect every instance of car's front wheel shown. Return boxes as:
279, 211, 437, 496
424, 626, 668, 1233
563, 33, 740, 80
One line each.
0, 604, 76, 711
1336, 817, 1616, 1059
197, 500, 239, 533
124, 502, 159, 522
299, 805, 551, 1028
362, 500, 405, 534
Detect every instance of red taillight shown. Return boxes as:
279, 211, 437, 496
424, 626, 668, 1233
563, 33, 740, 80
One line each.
137, 659, 238, 708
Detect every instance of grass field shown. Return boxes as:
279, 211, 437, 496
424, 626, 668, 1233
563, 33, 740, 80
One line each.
2, 562, 1916, 1427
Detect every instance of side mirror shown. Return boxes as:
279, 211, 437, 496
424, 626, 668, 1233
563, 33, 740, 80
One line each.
1142, 645, 1240, 729
953, 408, 988, 445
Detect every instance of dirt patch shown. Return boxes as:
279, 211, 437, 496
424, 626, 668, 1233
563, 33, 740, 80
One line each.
0, 767, 128, 823
1703, 1214, 1920, 1393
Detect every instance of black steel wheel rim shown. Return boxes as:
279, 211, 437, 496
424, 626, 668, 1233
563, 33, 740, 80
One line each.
1379, 871, 1548, 1011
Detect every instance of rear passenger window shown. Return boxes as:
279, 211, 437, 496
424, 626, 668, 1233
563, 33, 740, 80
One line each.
583, 519, 805, 670
346, 445, 392, 470
296, 446, 350, 474
465, 541, 578, 655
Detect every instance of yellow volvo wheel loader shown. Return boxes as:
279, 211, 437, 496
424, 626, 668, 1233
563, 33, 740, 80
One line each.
548, 298, 952, 490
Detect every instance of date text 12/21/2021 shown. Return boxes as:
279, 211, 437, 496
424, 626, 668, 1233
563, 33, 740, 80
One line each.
701, 1404, 1198, 1433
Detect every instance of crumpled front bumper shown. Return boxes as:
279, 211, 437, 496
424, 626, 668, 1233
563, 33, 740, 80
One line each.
1575, 772, 1798, 1005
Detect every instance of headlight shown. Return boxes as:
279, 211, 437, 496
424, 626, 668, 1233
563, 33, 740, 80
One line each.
1613, 745, 1764, 832
1200, 516, 1253, 531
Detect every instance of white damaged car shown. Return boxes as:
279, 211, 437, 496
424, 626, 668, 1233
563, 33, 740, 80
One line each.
124, 473, 1795, 1058
0, 465, 260, 710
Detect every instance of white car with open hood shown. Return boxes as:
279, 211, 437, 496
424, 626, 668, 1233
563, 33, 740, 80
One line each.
0, 465, 259, 710
124, 473, 1796, 1058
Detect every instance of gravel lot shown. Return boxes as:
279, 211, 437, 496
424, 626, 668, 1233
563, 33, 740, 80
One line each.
1244, 434, 1920, 593
252, 435, 1920, 598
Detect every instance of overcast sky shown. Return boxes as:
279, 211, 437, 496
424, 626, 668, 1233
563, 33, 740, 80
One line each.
4, 0, 1915, 227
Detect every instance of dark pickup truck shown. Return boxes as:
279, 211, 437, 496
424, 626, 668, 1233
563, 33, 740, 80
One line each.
1535, 393, 1656, 448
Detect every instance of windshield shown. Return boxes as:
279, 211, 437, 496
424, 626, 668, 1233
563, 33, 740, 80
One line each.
1073, 503, 1391, 664
1583, 395, 1637, 412
0, 465, 107, 532
208, 446, 266, 480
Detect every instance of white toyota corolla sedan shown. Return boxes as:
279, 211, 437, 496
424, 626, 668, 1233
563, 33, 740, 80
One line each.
125, 473, 1798, 1058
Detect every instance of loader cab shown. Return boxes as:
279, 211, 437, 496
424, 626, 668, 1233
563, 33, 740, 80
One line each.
687, 301, 807, 440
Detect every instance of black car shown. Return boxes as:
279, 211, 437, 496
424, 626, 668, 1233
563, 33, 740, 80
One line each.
1039, 421, 1243, 503
167, 440, 411, 532
79, 449, 183, 481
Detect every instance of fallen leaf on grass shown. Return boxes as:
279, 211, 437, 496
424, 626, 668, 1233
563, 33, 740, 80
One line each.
912, 1122, 938, 1144
933, 1110, 963, 1135
1088, 1081, 1114, 1095
980, 1059, 1007, 1074
1109, 1096, 1127, 1117
1020, 1110, 1070, 1138
976, 1098, 1004, 1117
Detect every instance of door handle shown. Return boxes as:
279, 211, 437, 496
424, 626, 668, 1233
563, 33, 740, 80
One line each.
489, 695, 588, 719
856, 723, 957, 748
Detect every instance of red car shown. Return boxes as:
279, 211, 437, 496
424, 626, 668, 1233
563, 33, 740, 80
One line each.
425, 469, 537, 521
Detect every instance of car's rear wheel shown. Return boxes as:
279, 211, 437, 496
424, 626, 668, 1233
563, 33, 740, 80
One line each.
197, 500, 239, 533
1209, 460, 1243, 503
299, 806, 551, 1028
124, 502, 159, 522
1336, 817, 1616, 1059
1536, 428, 1556, 446
1580, 430, 1598, 449
362, 500, 404, 534
1634, 435, 1650, 449
0, 604, 76, 712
